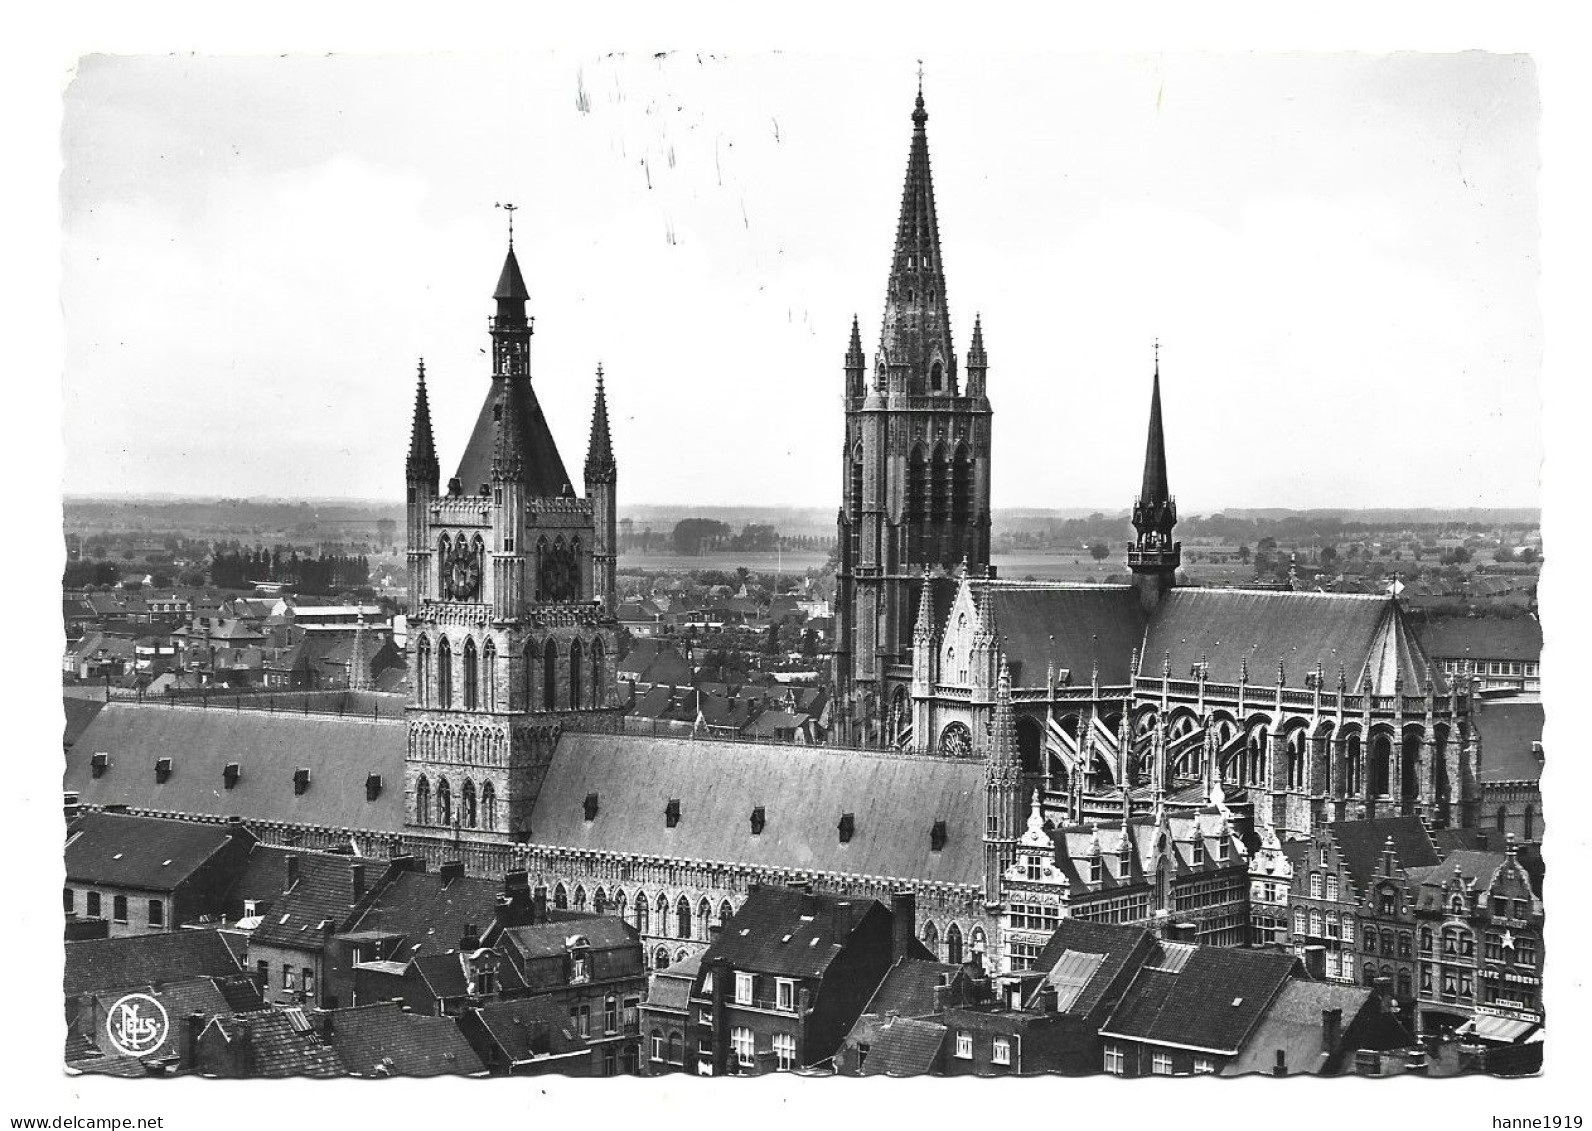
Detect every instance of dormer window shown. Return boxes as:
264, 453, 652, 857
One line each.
155, 757, 172, 783
1089, 857, 1103, 885
365, 773, 383, 801
930, 820, 948, 852
750, 806, 766, 836
293, 768, 311, 796
584, 793, 600, 822
1192, 835, 1206, 867
91, 753, 108, 779
838, 812, 855, 844
1218, 837, 1229, 862
224, 763, 241, 789
665, 798, 681, 828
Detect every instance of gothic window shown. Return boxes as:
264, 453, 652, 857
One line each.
907, 445, 928, 525
614, 890, 627, 920
939, 722, 972, 758
1287, 730, 1305, 790
921, 920, 940, 960
554, 883, 568, 911
437, 637, 453, 708
1371, 734, 1393, 797
1346, 733, 1363, 796
1524, 805, 1535, 841
951, 444, 972, 527
416, 637, 432, 708
719, 899, 734, 926
543, 638, 558, 711
1495, 806, 1507, 833
415, 775, 431, 825
437, 777, 453, 827
656, 893, 670, 938
590, 637, 605, 709
945, 923, 964, 966
1401, 732, 1422, 806
676, 896, 692, 940
654, 947, 670, 971
697, 898, 712, 941
635, 893, 650, 935
461, 779, 477, 828
931, 360, 944, 392
570, 638, 584, 710
482, 640, 496, 711
930, 444, 950, 524
574, 885, 587, 912
480, 781, 497, 831
463, 638, 479, 710
970, 926, 986, 956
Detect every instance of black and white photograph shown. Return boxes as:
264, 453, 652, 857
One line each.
10, 6, 1590, 1125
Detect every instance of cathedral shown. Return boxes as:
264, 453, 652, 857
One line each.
65, 83, 1483, 981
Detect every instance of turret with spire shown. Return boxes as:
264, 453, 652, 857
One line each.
984, 653, 1023, 905
966, 314, 988, 399
406, 360, 439, 607
844, 316, 866, 400
585, 365, 618, 616
1128, 341, 1181, 614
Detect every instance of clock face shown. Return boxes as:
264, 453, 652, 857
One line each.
447, 544, 481, 600
540, 546, 576, 602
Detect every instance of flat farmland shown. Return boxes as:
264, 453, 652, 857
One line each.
619, 550, 832, 574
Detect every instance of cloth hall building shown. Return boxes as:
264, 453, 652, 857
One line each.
65, 86, 1481, 983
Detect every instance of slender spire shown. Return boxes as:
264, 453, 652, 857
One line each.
968, 314, 986, 365
1129, 341, 1180, 611
844, 315, 866, 399
913, 568, 936, 640
879, 81, 954, 394
1139, 343, 1171, 510
406, 359, 439, 486
991, 652, 1015, 766
493, 244, 530, 304
348, 613, 372, 692
584, 364, 616, 482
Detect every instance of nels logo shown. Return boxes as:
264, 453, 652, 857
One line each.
106, 993, 169, 1057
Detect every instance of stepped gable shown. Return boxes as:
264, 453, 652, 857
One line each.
65, 702, 406, 834
1140, 588, 1441, 692
975, 581, 1144, 686
528, 733, 985, 888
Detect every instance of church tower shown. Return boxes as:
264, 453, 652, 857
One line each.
584, 366, 618, 617
404, 231, 621, 856
1128, 346, 1180, 614
836, 85, 993, 744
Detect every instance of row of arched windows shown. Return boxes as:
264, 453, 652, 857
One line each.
415, 633, 606, 713
903, 443, 974, 527
919, 919, 985, 966
414, 773, 497, 830
544, 883, 736, 953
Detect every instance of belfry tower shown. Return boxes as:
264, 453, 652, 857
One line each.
1127, 346, 1180, 614
835, 84, 993, 745
403, 228, 621, 853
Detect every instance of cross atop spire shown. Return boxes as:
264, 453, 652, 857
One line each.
879, 81, 954, 395
496, 201, 518, 248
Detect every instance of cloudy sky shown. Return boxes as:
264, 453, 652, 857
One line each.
60, 51, 1540, 512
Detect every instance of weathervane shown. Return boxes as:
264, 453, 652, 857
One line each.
495, 201, 518, 246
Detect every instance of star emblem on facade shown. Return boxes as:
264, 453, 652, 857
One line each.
1501, 929, 1516, 950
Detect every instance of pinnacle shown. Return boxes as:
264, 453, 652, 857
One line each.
493, 243, 530, 303
406, 358, 438, 482
584, 365, 616, 481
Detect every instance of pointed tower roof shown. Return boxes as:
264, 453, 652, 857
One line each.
584, 365, 616, 482
968, 314, 986, 363
878, 84, 954, 388
1139, 346, 1171, 509
494, 244, 530, 303
847, 315, 865, 365
406, 359, 439, 484
990, 652, 1016, 766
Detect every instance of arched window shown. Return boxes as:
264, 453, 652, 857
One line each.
656, 893, 670, 938
1495, 806, 1508, 833
1288, 730, 1305, 790
437, 637, 453, 709
543, 638, 558, 711
971, 926, 986, 956
667, 1031, 683, 1064
635, 893, 650, 935
416, 637, 432, 708
930, 445, 950, 525
482, 639, 496, 711
1346, 733, 1363, 796
930, 360, 944, 393
569, 638, 584, 710
719, 900, 734, 926
1371, 734, 1393, 797
553, 883, 568, 911
1249, 727, 1269, 786
921, 920, 940, 960
615, 891, 628, 921
574, 885, 587, 912
945, 923, 964, 966
1397, 970, 1412, 1000
675, 948, 689, 964
415, 775, 431, 825
951, 444, 973, 527
653, 946, 670, 971
437, 777, 452, 827
593, 887, 607, 914
697, 898, 712, 941
676, 896, 692, 940
480, 781, 497, 831
590, 637, 605, 709
907, 446, 928, 524
460, 779, 477, 827
1401, 731, 1422, 808
462, 637, 478, 710
1524, 805, 1536, 841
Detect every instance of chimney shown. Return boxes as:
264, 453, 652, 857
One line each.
533, 886, 548, 924
1475, 830, 1489, 851
440, 861, 465, 885
1172, 921, 1199, 943
709, 922, 723, 944
932, 973, 953, 1013
1038, 984, 1059, 1014
284, 854, 300, 893
460, 924, 481, 952
504, 870, 529, 895
709, 954, 731, 1076
1321, 1007, 1343, 1053
184, 1010, 206, 1070
891, 889, 916, 963
1273, 1049, 1288, 1077
350, 862, 367, 902
1302, 944, 1326, 980
1373, 976, 1395, 1013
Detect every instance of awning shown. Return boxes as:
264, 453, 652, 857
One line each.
1456, 1015, 1539, 1043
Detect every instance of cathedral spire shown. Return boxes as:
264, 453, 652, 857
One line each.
879, 82, 954, 396
585, 364, 616, 482
1140, 342, 1170, 510
845, 315, 866, 399
1128, 341, 1180, 613
406, 359, 439, 488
